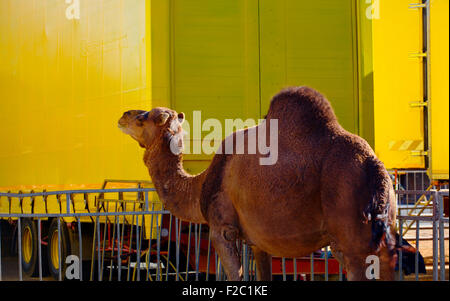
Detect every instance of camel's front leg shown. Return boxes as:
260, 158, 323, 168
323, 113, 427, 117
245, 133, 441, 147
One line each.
210, 226, 242, 281
251, 247, 272, 281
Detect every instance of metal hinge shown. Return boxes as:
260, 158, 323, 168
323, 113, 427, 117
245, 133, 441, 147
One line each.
409, 3, 427, 9
410, 101, 428, 108
409, 52, 428, 58
411, 150, 429, 157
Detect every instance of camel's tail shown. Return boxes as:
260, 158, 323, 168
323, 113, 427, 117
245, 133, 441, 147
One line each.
364, 157, 395, 253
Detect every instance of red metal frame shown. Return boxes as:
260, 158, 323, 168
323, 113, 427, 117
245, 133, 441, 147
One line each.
93, 213, 346, 278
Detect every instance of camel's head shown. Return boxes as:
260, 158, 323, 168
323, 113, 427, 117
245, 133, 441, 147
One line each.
118, 108, 185, 154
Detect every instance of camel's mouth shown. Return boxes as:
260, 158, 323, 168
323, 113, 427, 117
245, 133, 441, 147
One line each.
118, 112, 135, 134
118, 121, 131, 134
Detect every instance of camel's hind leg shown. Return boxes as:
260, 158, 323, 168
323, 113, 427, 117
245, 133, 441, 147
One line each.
251, 247, 272, 281
209, 226, 242, 281
327, 229, 396, 280
329, 240, 377, 280
334, 248, 395, 281
322, 191, 396, 280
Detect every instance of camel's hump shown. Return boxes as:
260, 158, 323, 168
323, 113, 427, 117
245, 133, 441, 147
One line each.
266, 86, 338, 128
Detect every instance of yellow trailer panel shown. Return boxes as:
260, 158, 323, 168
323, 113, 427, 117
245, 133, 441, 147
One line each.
429, 0, 449, 180
372, 0, 425, 169
0, 0, 152, 191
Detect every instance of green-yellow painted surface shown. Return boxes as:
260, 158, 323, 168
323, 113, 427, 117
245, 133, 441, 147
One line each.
167, 0, 362, 173
259, 0, 360, 134
356, 0, 375, 148
170, 0, 261, 167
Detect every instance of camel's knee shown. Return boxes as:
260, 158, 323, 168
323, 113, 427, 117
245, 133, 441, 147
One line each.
221, 224, 239, 242
329, 242, 345, 268
210, 227, 242, 281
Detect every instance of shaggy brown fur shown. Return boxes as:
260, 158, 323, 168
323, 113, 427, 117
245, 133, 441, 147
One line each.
118, 86, 397, 281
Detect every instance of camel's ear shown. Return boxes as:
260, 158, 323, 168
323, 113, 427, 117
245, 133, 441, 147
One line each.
155, 112, 170, 126
178, 112, 185, 125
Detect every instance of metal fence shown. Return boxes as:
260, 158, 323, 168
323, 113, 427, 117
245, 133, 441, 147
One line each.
396, 190, 448, 281
0, 188, 448, 281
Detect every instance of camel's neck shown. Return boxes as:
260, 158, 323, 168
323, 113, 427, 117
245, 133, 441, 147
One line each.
144, 146, 207, 224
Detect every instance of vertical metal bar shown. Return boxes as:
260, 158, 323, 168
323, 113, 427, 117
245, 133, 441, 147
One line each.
175, 218, 180, 281
126, 204, 136, 281
194, 224, 199, 280
109, 201, 119, 281
243, 243, 249, 281
57, 217, 62, 281
146, 203, 155, 281
165, 214, 173, 281
425, 0, 432, 172
246, 249, 251, 281
118, 199, 125, 281
109, 197, 121, 281
136, 214, 141, 281
139, 213, 145, 281
100, 207, 109, 281
38, 218, 42, 281
339, 262, 343, 281
145, 191, 149, 211
216, 252, 221, 281
413, 171, 417, 191
292, 258, 297, 281
117, 215, 123, 281
77, 218, 83, 281
66, 193, 71, 214
89, 216, 97, 281
438, 193, 445, 281
156, 212, 162, 281
282, 258, 286, 281
205, 231, 211, 281
310, 253, 314, 281
195, 224, 201, 281
96, 216, 101, 281
185, 222, 192, 280
18, 218, 23, 281
0, 220, 2, 281
406, 173, 409, 205
432, 191, 439, 281
325, 246, 329, 281
116, 215, 121, 281
421, 173, 424, 191
415, 219, 420, 281
399, 220, 403, 281
249, 246, 254, 281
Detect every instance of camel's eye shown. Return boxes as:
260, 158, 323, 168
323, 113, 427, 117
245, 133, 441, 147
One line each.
136, 112, 150, 126
137, 112, 149, 122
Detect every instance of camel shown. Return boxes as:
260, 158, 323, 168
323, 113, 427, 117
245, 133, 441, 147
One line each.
118, 86, 398, 281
